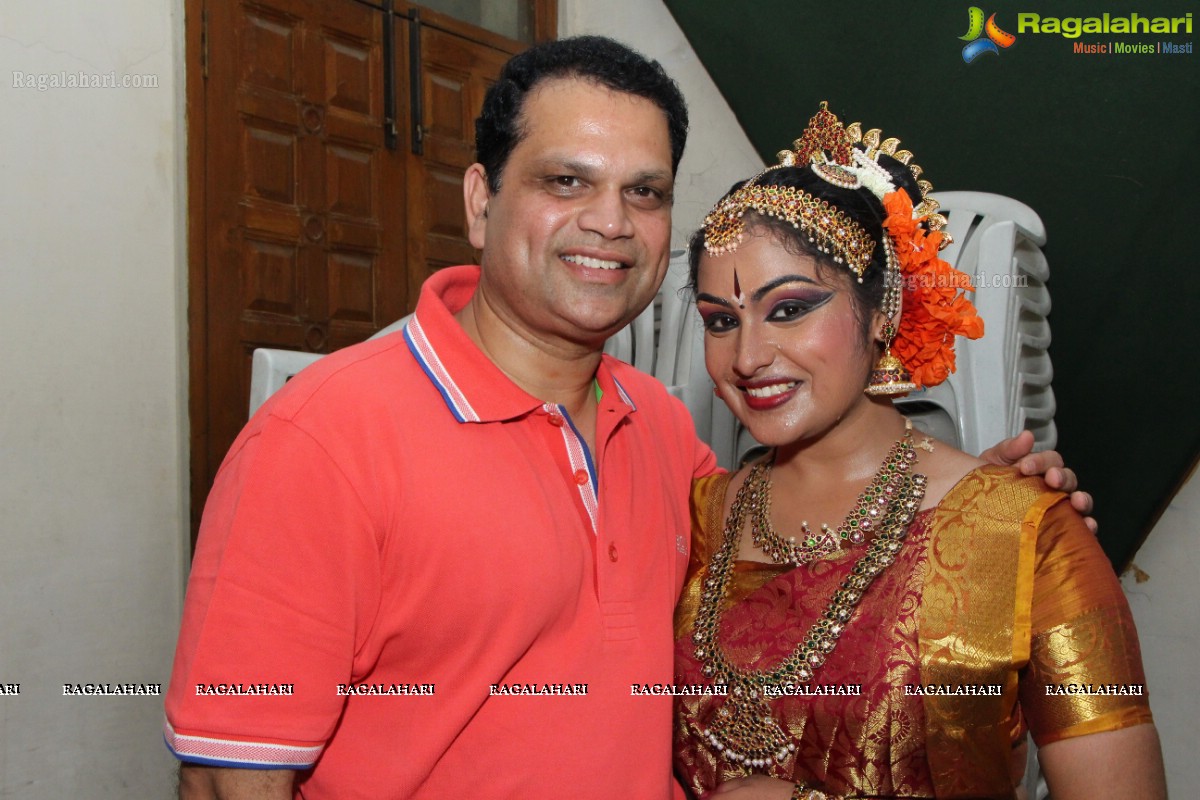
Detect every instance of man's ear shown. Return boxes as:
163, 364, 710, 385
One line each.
464, 163, 491, 250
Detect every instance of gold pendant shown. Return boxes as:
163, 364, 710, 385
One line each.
704, 689, 796, 769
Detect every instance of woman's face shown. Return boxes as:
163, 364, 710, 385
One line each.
695, 229, 880, 447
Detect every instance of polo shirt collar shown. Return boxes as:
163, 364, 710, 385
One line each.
404, 266, 637, 423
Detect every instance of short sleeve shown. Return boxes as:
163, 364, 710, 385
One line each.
693, 444, 720, 481
164, 414, 382, 767
1018, 501, 1152, 745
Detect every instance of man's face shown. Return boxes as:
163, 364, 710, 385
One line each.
465, 77, 675, 349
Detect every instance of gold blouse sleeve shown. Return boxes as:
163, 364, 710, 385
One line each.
1019, 500, 1153, 745
674, 474, 731, 641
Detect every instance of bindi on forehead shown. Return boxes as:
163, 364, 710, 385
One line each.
733, 270, 746, 309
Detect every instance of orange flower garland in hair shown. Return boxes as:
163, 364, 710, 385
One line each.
882, 190, 984, 388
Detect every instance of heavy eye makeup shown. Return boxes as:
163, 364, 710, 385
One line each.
696, 287, 832, 333
765, 290, 833, 323
697, 305, 738, 333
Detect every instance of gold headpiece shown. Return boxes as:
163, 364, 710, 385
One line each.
701, 102, 949, 284
840, 120, 946, 232
701, 184, 876, 279
700, 103, 983, 395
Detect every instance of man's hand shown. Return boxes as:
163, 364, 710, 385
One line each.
979, 430, 1097, 533
704, 775, 798, 799
179, 764, 295, 799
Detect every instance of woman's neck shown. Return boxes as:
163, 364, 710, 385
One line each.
771, 399, 909, 486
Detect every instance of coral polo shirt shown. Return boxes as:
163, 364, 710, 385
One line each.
165, 266, 717, 798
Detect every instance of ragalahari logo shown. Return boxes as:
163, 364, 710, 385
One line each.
960, 7, 1017, 62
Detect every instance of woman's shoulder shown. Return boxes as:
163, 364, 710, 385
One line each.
689, 456, 774, 560
932, 466, 1067, 528
691, 472, 734, 537
692, 471, 731, 496
912, 434, 1065, 512
691, 451, 771, 512
913, 439, 986, 510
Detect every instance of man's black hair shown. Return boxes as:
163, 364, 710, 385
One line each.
474, 36, 688, 193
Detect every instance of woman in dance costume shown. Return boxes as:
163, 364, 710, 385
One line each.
672, 104, 1165, 800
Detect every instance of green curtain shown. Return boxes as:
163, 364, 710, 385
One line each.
663, 0, 1200, 567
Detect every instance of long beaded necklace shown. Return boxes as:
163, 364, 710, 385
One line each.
691, 439, 927, 770
751, 420, 917, 565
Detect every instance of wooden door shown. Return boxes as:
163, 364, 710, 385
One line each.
192, 0, 407, 536
404, 21, 514, 301
188, 0, 539, 543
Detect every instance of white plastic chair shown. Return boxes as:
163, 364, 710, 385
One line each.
603, 293, 657, 374
895, 191, 1057, 454
247, 348, 324, 416
247, 315, 412, 416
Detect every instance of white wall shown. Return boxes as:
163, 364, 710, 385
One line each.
1121, 466, 1200, 795
0, 2, 187, 797
558, 1, 764, 250
0, 4, 746, 795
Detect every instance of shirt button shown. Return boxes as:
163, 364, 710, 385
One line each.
573, 469, 589, 485
608, 544, 619, 562
548, 414, 565, 427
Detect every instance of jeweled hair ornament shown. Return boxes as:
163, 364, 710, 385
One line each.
700, 102, 982, 392
702, 103, 948, 276
702, 104, 879, 280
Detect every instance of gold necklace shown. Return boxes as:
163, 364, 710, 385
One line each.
751, 419, 916, 565
692, 460, 926, 770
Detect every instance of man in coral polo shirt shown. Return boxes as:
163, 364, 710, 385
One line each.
168, 36, 711, 800
166, 36, 1087, 799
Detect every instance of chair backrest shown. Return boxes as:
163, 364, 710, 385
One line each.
895, 190, 1056, 454
247, 315, 412, 416
247, 348, 324, 416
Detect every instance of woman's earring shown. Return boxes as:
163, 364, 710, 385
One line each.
865, 323, 916, 396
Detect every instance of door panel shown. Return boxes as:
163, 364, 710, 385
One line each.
191, 0, 528, 545
405, 23, 511, 302
200, 0, 407, 515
